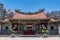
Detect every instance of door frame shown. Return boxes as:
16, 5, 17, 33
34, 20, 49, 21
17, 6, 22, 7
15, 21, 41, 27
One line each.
26, 25, 33, 30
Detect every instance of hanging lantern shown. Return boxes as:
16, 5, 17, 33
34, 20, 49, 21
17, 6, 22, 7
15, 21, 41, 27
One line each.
12, 24, 18, 31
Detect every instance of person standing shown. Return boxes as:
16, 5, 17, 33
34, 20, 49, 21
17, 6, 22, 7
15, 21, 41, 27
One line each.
42, 24, 49, 37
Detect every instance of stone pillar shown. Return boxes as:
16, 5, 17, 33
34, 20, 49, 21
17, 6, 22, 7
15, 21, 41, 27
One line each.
33, 23, 35, 31
0, 24, 1, 34
23, 23, 26, 31
58, 24, 60, 34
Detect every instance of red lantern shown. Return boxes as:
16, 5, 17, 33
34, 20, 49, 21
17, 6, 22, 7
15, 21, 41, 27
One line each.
12, 24, 17, 31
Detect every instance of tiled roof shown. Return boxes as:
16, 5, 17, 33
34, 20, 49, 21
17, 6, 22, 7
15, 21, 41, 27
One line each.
2, 19, 9, 22
0, 20, 2, 23
12, 12, 47, 20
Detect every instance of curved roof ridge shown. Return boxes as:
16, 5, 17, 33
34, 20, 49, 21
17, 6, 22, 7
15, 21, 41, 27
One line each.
12, 11, 47, 20
14, 8, 45, 15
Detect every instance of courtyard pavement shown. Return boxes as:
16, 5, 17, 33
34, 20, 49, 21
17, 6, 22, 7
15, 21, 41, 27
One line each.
0, 37, 60, 40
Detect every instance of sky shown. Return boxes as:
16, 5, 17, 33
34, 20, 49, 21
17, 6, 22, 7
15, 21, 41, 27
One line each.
0, 0, 60, 13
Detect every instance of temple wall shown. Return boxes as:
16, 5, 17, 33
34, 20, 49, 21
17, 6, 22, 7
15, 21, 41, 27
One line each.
1, 23, 12, 35
18, 24, 24, 34
47, 22, 58, 34
0, 22, 59, 35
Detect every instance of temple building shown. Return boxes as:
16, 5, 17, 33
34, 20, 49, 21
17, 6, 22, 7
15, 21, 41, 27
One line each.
0, 2, 60, 35
0, 10, 59, 35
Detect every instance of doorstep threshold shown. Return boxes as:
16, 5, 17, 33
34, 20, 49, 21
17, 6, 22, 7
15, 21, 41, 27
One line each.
19, 35, 40, 37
